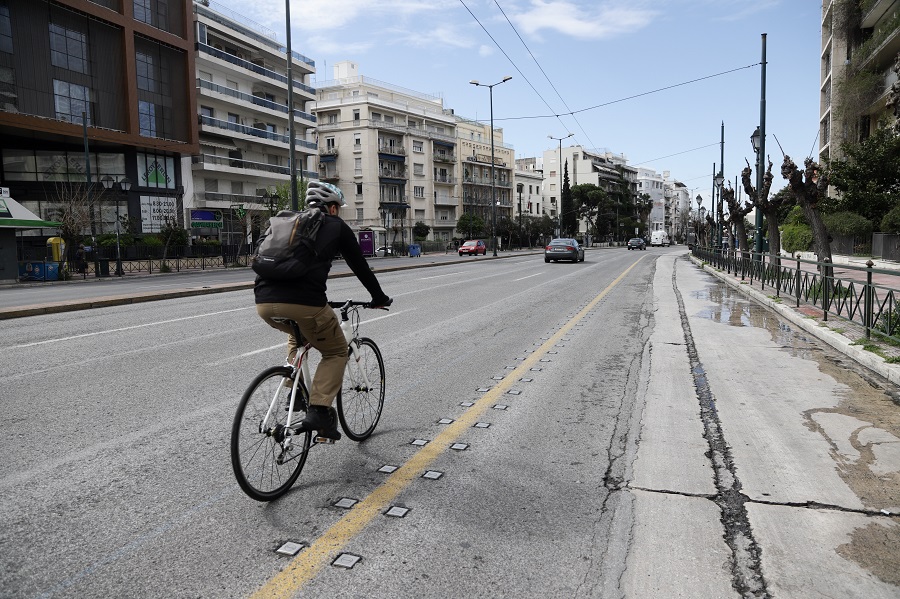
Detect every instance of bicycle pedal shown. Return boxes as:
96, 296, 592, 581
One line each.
314, 436, 337, 444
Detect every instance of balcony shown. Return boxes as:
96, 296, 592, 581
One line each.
377, 144, 406, 156
197, 43, 316, 97
319, 170, 339, 182
199, 115, 317, 150
434, 196, 458, 206
197, 79, 316, 124
320, 147, 339, 156
434, 175, 456, 185
192, 153, 289, 176
433, 153, 456, 163
379, 167, 407, 178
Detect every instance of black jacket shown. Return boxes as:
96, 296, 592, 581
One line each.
253, 213, 388, 307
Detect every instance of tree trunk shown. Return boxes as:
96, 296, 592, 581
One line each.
782, 156, 832, 275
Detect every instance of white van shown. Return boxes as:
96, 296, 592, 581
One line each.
650, 231, 670, 247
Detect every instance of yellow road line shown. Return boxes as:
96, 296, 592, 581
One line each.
251, 257, 644, 598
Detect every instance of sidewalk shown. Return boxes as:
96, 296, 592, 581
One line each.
693, 254, 900, 387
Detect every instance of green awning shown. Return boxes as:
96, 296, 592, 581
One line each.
0, 197, 61, 229
0, 218, 62, 228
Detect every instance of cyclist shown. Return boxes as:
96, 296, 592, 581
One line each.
255, 181, 391, 441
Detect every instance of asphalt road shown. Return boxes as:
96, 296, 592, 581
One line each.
1, 248, 898, 598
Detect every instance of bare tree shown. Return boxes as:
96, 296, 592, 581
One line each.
741, 157, 786, 257
782, 156, 831, 268
49, 180, 96, 264
722, 186, 753, 252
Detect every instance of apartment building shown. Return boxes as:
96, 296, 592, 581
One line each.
0, 0, 197, 238
543, 145, 638, 238
513, 157, 545, 219
456, 116, 514, 240
315, 61, 458, 246
820, 0, 899, 162
188, 0, 316, 243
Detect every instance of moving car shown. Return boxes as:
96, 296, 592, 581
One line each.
459, 240, 487, 256
627, 237, 646, 250
544, 238, 585, 263
376, 245, 393, 256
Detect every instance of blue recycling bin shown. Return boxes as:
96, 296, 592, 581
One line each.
409, 244, 421, 257
18, 261, 60, 281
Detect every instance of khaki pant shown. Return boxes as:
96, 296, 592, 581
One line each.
256, 303, 348, 407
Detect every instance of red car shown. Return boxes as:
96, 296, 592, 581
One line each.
459, 240, 487, 256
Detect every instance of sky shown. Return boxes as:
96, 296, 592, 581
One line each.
211, 0, 824, 215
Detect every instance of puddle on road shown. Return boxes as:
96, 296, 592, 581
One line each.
693, 278, 900, 584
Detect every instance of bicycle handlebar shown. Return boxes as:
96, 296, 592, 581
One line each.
328, 299, 392, 310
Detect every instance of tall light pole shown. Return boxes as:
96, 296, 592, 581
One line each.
517, 182, 524, 250
548, 132, 574, 238
715, 170, 724, 248
285, 0, 298, 210
754, 33, 767, 255
470, 76, 512, 256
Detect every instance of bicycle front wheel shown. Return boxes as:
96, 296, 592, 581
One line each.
337, 337, 385, 441
231, 366, 312, 501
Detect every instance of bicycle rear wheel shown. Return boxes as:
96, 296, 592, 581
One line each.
231, 366, 312, 501
337, 337, 385, 441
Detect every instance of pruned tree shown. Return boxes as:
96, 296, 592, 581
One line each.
722, 185, 753, 252
560, 161, 576, 236
741, 156, 787, 257
782, 155, 832, 269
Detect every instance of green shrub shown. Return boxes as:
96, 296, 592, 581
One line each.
880, 205, 900, 233
784, 206, 807, 226
822, 211, 872, 237
142, 236, 163, 247
782, 224, 813, 254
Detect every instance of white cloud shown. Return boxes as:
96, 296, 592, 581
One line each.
478, 44, 494, 57
511, 0, 658, 40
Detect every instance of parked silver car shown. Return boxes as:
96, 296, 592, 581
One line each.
544, 238, 585, 263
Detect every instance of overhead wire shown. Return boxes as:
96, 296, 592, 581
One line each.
490, 0, 595, 149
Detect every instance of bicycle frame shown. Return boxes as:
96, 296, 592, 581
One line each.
260, 301, 374, 433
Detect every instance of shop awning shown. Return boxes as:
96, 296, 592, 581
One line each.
0, 196, 61, 229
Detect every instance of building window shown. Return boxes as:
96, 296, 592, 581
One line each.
414, 186, 424, 198
356, 208, 364, 221
53, 80, 91, 125
354, 133, 361, 146
199, 70, 212, 81
200, 105, 213, 118
353, 109, 360, 122
228, 113, 239, 124
371, 112, 381, 121
356, 183, 363, 195
136, 52, 156, 92
413, 163, 424, 176
49, 24, 88, 74
226, 79, 238, 90
0, 4, 12, 55
138, 100, 157, 137
134, 0, 151, 23
413, 140, 423, 153
231, 180, 243, 195
355, 157, 362, 175
326, 136, 335, 149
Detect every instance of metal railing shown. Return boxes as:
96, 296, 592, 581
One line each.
199, 115, 317, 149
693, 245, 900, 341
197, 79, 316, 122
197, 43, 316, 95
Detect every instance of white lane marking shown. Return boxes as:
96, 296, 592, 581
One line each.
514, 272, 543, 281
418, 271, 466, 280
205, 310, 408, 366
10, 307, 253, 348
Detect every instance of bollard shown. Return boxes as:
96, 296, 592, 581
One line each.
796, 254, 802, 308
822, 257, 830, 322
866, 260, 874, 339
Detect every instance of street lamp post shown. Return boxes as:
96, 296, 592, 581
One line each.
751, 125, 762, 256
470, 76, 512, 257
100, 176, 130, 276
714, 171, 724, 248
517, 183, 524, 250
548, 132, 574, 239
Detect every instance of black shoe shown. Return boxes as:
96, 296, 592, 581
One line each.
299, 405, 341, 441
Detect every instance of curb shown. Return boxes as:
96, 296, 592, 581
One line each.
691, 256, 900, 387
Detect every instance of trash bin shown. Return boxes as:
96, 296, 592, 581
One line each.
96, 258, 110, 277
409, 243, 421, 258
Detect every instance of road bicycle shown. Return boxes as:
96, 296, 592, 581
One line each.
230, 300, 387, 501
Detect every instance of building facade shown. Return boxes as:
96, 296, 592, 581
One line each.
456, 116, 514, 242
820, 0, 899, 163
315, 62, 458, 247
0, 0, 198, 240
187, 0, 317, 244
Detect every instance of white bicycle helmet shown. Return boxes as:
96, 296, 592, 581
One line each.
306, 180, 346, 208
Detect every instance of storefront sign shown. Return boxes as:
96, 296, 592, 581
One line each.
140, 196, 177, 232
190, 209, 223, 228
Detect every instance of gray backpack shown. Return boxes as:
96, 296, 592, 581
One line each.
251, 208, 324, 280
